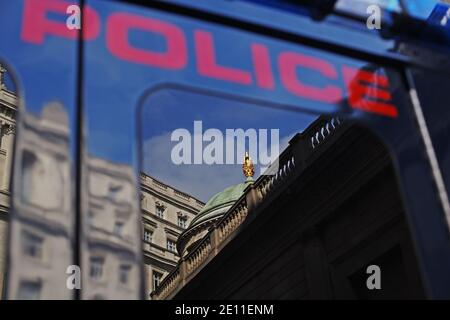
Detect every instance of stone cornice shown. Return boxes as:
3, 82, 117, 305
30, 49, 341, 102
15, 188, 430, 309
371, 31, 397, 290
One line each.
141, 184, 202, 215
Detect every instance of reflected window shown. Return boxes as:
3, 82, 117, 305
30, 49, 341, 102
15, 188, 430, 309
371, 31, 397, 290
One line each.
17, 280, 41, 300
113, 221, 124, 236
21, 230, 43, 259
89, 257, 104, 280
178, 216, 187, 229
152, 271, 162, 290
21, 149, 64, 210
108, 183, 122, 201
87, 211, 95, 226
167, 239, 176, 253
119, 264, 131, 285
156, 204, 164, 219
21, 150, 39, 204
143, 229, 153, 243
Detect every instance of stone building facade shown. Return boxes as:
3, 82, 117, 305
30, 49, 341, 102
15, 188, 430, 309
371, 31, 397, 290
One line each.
140, 173, 204, 297
8, 100, 72, 299
79, 158, 203, 299
0, 66, 203, 299
0, 68, 16, 298
151, 118, 425, 300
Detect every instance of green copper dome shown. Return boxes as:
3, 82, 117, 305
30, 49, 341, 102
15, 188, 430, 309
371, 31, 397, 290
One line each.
189, 178, 253, 229
178, 153, 256, 255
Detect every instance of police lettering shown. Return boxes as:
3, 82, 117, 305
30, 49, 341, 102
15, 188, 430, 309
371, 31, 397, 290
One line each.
21, 0, 398, 118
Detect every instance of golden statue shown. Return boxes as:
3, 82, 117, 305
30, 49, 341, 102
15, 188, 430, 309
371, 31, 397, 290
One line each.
242, 152, 254, 178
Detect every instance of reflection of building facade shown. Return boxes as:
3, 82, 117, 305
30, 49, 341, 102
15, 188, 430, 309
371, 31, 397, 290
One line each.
0, 69, 203, 299
82, 158, 203, 299
7, 100, 73, 300
152, 117, 425, 300
140, 173, 203, 298
82, 156, 141, 299
0, 75, 17, 297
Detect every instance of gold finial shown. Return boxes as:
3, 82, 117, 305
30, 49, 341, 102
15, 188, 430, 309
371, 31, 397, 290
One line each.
242, 152, 254, 178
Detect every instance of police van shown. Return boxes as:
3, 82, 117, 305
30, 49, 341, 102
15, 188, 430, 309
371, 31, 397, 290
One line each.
0, 0, 449, 300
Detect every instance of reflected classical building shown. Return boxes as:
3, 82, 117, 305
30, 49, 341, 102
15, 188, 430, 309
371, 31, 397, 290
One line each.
0, 67, 203, 299
152, 117, 425, 300
7, 100, 73, 300
140, 173, 203, 297
81, 158, 203, 299
0, 68, 17, 297
82, 156, 141, 299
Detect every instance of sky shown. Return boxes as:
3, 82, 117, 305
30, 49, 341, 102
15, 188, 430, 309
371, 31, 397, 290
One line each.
140, 89, 317, 202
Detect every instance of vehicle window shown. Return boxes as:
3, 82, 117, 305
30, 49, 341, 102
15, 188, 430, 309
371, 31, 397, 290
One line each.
0, 60, 76, 300
79, 0, 450, 300
0, 0, 447, 302
139, 88, 425, 299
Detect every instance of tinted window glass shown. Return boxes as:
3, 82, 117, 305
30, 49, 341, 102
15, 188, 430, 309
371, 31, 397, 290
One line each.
140, 89, 425, 299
